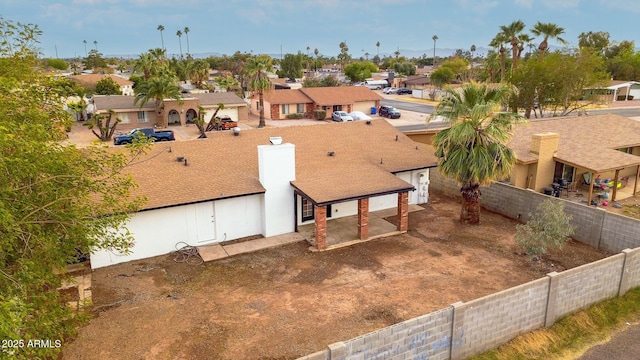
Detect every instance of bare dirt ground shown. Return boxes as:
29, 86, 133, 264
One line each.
62, 192, 609, 360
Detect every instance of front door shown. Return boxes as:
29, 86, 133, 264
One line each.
195, 202, 216, 243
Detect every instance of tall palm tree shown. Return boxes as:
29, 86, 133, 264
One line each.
183, 27, 190, 55
134, 52, 156, 80
498, 20, 526, 73
157, 25, 165, 50
531, 21, 567, 58
245, 56, 273, 128
176, 30, 183, 59
376, 41, 380, 59
432, 35, 438, 67
470, 44, 476, 67
83, 40, 87, 56
314, 48, 319, 71
429, 82, 524, 224
93, 40, 98, 51
489, 33, 508, 82
134, 75, 182, 128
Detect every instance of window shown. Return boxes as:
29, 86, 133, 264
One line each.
119, 113, 130, 124
137, 111, 149, 123
281, 104, 290, 115
554, 162, 575, 182
296, 103, 305, 113
301, 197, 314, 222
618, 147, 633, 154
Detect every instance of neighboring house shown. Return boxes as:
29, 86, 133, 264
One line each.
583, 80, 640, 102
92, 92, 248, 130
69, 74, 134, 96
508, 114, 640, 203
91, 120, 438, 268
252, 86, 383, 120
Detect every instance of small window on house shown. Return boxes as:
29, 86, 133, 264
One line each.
137, 111, 149, 123
301, 197, 314, 222
281, 104, 289, 115
618, 147, 632, 154
119, 113, 131, 124
296, 103, 305, 113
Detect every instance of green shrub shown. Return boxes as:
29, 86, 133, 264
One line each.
515, 198, 575, 260
313, 109, 326, 120
286, 113, 304, 119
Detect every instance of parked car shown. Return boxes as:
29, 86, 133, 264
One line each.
348, 111, 372, 121
113, 127, 175, 145
378, 105, 401, 119
397, 88, 413, 95
332, 111, 353, 122
383, 87, 398, 94
214, 116, 238, 130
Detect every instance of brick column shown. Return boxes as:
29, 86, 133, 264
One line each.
357, 198, 369, 240
397, 192, 409, 232
315, 205, 327, 250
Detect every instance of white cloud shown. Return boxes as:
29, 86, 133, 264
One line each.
515, 0, 533, 8
454, 0, 499, 13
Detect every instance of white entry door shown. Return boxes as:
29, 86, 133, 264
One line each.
195, 202, 216, 243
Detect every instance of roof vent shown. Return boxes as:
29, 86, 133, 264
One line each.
269, 136, 282, 145
366, 120, 372, 125
177, 156, 184, 162
328, 151, 335, 157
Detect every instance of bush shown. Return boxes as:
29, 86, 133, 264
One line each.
313, 109, 326, 120
515, 198, 575, 260
286, 113, 304, 119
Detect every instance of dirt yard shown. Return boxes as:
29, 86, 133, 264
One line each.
62, 192, 609, 360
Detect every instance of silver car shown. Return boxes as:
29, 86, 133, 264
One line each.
332, 111, 353, 122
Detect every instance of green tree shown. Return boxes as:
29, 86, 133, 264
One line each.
429, 82, 524, 224
0, 17, 42, 80
489, 33, 509, 82
338, 41, 351, 71
245, 55, 273, 128
497, 20, 527, 74
277, 52, 303, 81
95, 77, 121, 95
134, 75, 182, 127
0, 20, 146, 358
45, 58, 69, 70
184, 27, 190, 55
82, 49, 107, 72
84, 109, 121, 141
68, 100, 88, 121
515, 198, 575, 260
530, 21, 567, 58
428, 67, 455, 100
578, 31, 610, 56
176, 30, 183, 59
393, 61, 416, 76
157, 25, 165, 50
186, 59, 210, 88
344, 61, 378, 82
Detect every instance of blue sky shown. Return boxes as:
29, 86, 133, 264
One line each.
2, 0, 639, 59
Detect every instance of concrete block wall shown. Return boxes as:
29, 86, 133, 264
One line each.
545, 254, 625, 327
620, 248, 640, 295
601, 212, 640, 252
563, 201, 606, 248
327, 307, 454, 360
450, 278, 549, 360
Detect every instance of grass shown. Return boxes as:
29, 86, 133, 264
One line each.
469, 287, 640, 360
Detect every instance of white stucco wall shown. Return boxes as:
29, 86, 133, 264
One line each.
90, 194, 263, 269
259, 143, 296, 237
353, 101, 377, 114
201, 107, 240, 122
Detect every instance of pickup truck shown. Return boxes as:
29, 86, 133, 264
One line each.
113, 128, 175, 145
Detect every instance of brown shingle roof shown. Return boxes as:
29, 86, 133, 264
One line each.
189, 92, 247, 106
510, 114, 640, 172
300, 86, 384, 106
69, 74, 133, 87
93, 95, 154, 112
263, 89, 312, 105
124, 120, 437, 210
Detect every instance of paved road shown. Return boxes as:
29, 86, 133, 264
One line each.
578, 323, 640, 360
381, 99, 435, 114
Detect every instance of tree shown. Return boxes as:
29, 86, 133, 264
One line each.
93, 40, 98, 51
215, 75, 241, 94
95, 77, 121, 95
515, 198, 575, 260
186, 59, 210, 88
498, 20, 526, 73
83, 39, 87, 56
1, 19, 146, 358
470, 44, 476, 66
68, 100, 88, 121
84, 109, 121, 141
184, 27, 190, 55
531, 21, 567, 58
338, 41, 351, 71
45, 58, 68, 70
344, 61, 378, 82
489, 32, 509, 82
432, 35, 438, 67
376, 41, 380, 60
134, 75, 182, 127
245, 55, 273, 128
428, 67, 454, 100
157, 25, 165, 50
82, 49, 107, 72
176, 30, 183, 59
429, 82, 524, 224
277, 52, 303, 81
578, 31, 610, 56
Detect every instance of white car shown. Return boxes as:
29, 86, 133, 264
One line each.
383, 87, 398, 94
331, 111, 353, 122
348, 111, 372, 121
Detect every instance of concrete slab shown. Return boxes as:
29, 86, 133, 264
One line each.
197, 243, 228, 262
222, 232, 305, 256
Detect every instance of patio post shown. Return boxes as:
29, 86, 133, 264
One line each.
635, 166, 640, 197
357, 198, 369, 240
314, 205, 327, 250
612, 169, 620, 201
587, 171, 595, 205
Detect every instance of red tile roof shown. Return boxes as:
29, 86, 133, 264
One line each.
300, 86, 384, 106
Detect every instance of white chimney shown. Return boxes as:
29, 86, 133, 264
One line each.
258, 142, 295, 237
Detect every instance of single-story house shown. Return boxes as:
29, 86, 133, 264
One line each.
91, 120, 438, 268
69, 74, 134, 96
91, 93, 248, 130
508, 114, 640, 203
583, 81, 640, 102
251, 86, 384, 120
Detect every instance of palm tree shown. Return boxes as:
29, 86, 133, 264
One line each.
314, 48, 319, 71
498, 20, 526, 73
134, 75, 182, 128
245, 56, 273, 128
183, 27, 190, 55
470, 44, 476, 67
93, 40, 98, 51
432, 35, 438, 67
176, 30, 183, 59
531, 21, 567, 58
364, 52, 369, 60
429, 82, 524, 224
83, 40, 87, 57
376, 41, 380, 59
489, 33, 508, 82
134, 52, 156, 80
157, 25, 165, 50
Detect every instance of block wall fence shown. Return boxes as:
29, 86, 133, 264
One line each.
297, 173, 640, 360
